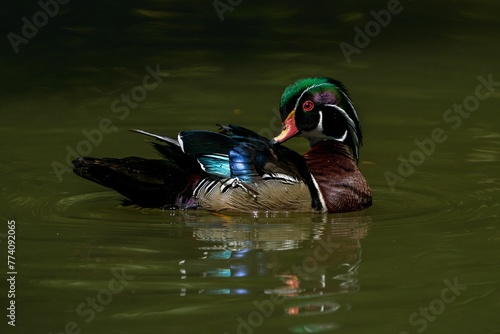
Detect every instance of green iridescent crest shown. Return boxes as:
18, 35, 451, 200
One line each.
279, 77, 335, 109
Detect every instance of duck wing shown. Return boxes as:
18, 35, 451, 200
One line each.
178, 125, 308, 185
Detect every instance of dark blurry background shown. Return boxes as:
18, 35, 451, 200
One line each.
2, 0, 499, 95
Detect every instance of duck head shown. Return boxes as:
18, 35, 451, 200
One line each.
271, 77, 363, 161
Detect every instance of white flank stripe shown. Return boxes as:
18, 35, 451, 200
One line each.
309, 173, 327, 212
193, 178, 219, 198
220, 178, 232, 193
193, 178, 208, 197
263, 173, 298, 184
205, 180, 218, 194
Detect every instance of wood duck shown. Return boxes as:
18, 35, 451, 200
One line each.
73, 77, 372, 213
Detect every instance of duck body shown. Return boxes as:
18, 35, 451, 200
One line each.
73, 77, 372, 213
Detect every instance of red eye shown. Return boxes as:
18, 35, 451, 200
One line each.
302, 100, 314, 112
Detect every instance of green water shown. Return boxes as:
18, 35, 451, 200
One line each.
1, 1, 499, 333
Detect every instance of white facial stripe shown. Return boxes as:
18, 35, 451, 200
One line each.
339, 90, 359, 120
293, 83, 334, 111
325, 103, 360, 158
317, 111, 324, 132
331, 130, 348, 142
324, 104, 356, 131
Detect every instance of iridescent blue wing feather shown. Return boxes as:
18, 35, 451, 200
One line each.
229, 144, 260, 183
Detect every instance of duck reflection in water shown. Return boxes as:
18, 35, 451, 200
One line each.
179, 213, 369, 321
